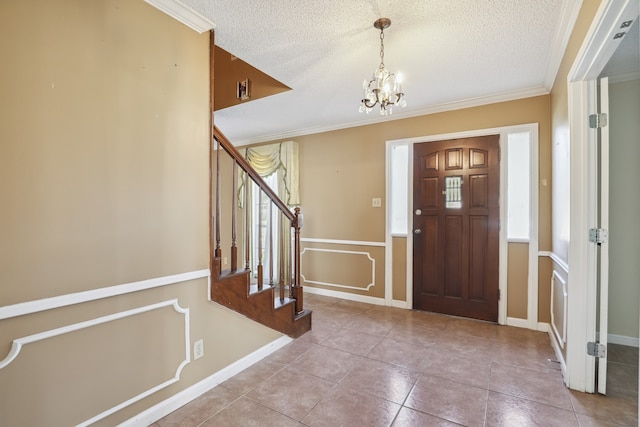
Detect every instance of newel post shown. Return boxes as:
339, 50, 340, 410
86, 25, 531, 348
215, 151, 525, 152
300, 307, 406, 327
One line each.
292, 207, 303, 314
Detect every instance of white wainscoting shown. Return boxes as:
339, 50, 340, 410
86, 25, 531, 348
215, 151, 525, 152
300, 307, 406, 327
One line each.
0, 270, 210, 426
300, 238, 384, 293
0, 269, 210, 321
0, 299, 191, 427
551, 270, 568, 350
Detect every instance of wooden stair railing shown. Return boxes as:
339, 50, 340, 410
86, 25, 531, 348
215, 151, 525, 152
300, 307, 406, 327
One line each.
210, 126, 310, 338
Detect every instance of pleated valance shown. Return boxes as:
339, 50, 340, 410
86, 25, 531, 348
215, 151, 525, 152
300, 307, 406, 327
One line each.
241, 140, 299, 207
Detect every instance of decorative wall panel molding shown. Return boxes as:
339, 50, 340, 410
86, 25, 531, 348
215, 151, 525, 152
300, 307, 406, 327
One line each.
0, 269, 209, 320
550, 270, 568, 349
0, 300, 190, 426
300, 237, 386, 247
300, 247, 376, 291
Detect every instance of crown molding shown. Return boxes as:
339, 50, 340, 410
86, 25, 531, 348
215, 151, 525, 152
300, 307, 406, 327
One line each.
234, 86, 550, 146
144, 0, 215, 33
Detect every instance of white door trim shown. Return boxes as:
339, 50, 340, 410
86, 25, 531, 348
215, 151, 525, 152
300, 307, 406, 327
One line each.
565, 0, 639, 392
386, 123, 539, 326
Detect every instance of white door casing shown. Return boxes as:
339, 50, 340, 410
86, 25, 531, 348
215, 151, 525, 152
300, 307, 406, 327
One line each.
566, 0, 638, 393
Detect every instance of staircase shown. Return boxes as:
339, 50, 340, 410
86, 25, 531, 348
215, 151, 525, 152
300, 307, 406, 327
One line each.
209, 127, 311, 338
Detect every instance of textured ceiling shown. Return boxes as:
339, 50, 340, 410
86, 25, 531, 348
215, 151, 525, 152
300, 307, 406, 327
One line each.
178, 0, 582, 144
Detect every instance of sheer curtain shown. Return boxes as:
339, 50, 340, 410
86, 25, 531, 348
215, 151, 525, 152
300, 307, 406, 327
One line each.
238, 141, 299, 286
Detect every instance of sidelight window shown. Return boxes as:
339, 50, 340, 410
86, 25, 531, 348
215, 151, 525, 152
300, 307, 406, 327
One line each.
506, 131, 531, 241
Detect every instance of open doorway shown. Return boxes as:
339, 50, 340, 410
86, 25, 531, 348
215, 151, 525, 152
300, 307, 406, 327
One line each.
566, 0, 639, 397
598, 17, 640, 397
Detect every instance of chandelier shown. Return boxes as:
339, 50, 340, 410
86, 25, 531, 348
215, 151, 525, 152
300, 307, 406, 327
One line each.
359, 18, 406, 115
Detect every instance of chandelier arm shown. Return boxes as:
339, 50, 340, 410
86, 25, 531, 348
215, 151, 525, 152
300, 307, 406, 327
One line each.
361, 98, 379, 108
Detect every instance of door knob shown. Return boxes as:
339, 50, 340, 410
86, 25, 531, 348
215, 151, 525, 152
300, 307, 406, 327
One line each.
415, 209, 422, 215
414, 228, 422, 235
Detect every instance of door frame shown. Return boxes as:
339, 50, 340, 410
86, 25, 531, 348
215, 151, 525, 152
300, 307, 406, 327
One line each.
565, 0, 638, 392
385, 123, 539, 328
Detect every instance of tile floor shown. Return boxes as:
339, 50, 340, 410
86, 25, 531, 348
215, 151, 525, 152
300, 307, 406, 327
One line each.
153, 294, 638, 426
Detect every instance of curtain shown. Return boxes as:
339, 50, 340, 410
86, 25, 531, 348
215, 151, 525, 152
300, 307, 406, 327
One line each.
238, 140, 299, 207
237, 141, 299, 287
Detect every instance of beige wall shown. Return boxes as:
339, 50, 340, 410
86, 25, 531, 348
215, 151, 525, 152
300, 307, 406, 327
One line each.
0, 1, 281, 425
261, 95, 551, 312
507, 243, 529, 319
548, 0, 603, 368
608, 79, 640, 339
550, 0, 603, 263
392, 237, 407, 301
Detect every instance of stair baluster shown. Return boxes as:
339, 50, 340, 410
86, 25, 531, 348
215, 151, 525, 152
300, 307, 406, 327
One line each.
278, 211, 285, 302
231, 160, 238, 272
244, 170, 250, 271
209, 126, 309, 337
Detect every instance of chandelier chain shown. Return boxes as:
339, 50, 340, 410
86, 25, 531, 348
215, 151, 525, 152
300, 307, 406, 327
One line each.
379, 29, 385, 66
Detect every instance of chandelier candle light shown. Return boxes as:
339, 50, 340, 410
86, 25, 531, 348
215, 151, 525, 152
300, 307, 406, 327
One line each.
359, 18, 406, 115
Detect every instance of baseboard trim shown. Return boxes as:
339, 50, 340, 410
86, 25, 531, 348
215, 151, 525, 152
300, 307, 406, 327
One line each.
608, 334, 639, 348
548, 328, 568, 385
537, 322, 550, 333
391, 299, 410, 309
120, 335, 292, 427
304, 286, 386, 306
506, 317, 530, 328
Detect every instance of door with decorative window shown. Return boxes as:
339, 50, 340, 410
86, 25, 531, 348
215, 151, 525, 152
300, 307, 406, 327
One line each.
412, 135, 500, 321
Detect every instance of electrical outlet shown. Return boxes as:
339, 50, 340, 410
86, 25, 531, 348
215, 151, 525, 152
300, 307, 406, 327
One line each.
372, 197, 382, 208
193, 339, 204, 360
223, 257, 228, 265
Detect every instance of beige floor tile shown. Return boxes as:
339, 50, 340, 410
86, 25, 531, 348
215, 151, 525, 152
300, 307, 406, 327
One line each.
434, 332, 494, 362
311, 307, 361, 329
485, 391, 579, 426
367, 337, 434, 373
302, 384, 401, 427
388, 321, 443, 348
246, 367, 334, 420
155, 295, 639, 427
339, 358, 420, 404
575, 412, 633, 426
569, 389, 638, 426
425, 349, 492, 388
391, 407, 461, 426
494, 325, 552, 348
362, 305, 413, 323
304, 293, 340, 309
320, 327, 383, 356
443, 317, 497, 339
156, 385, 240, 427
404, 375, 488, 427
265, 337, 316, 365
288, 344, 362, 383
200, 396, 298, 426
220, 357, 285, 395
330, 298, 374, 314
296, 321, 338, 344
344, 313, 399, 336
489, 362, 573, 410
492, 341, 560, 372
398, 310, 451, 332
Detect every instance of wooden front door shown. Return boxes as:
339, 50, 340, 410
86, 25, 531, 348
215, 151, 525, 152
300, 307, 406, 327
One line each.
412, 135, 500, 322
